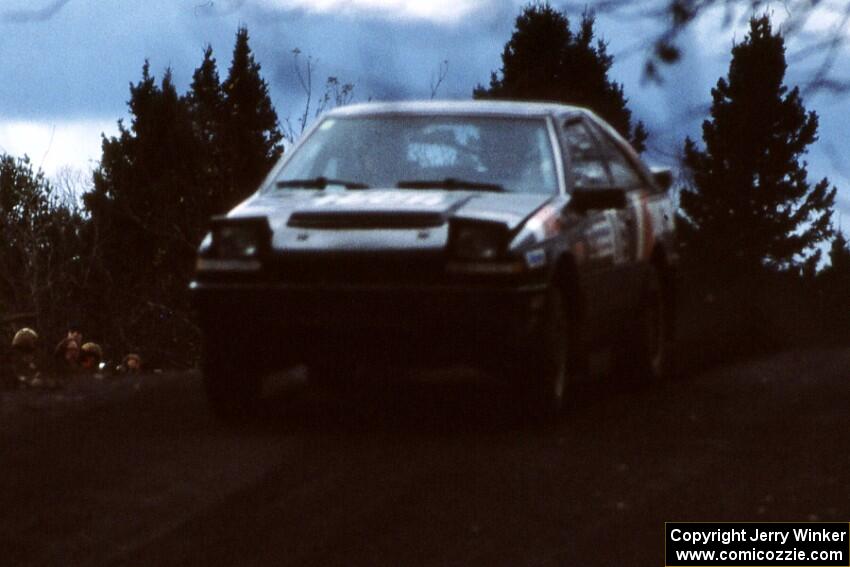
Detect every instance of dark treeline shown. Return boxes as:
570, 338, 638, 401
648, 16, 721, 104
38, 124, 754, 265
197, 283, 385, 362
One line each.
474, 3, 648, 152
478, 4, 849, 360
0, 155, 89, 341
1, 26, 282, 368
676, 16, 849, 362
82, 26, 282, 367
1, 4, 849, 371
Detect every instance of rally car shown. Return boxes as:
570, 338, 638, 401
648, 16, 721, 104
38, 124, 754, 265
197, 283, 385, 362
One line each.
191, 100, 677, 421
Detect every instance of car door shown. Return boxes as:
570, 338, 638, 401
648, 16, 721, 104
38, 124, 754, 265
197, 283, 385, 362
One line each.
586, 119, 661, 314
558, 116, 629, 342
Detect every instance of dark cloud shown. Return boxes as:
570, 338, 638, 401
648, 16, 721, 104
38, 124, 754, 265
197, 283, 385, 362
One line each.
2, 0, 73, 23
0, 0, 846, 214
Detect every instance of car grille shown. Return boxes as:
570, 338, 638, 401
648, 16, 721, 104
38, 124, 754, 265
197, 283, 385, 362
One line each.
266, 251, 447, 285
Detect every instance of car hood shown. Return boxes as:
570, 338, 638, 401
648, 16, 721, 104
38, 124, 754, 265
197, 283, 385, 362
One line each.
228, 189, 555, 252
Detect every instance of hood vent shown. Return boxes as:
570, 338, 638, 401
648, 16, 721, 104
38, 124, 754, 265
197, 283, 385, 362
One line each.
288, 211, 445, 230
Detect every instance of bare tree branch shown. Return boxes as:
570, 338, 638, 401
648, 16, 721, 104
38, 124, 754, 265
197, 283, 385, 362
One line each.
568, 0, 850, 93
801, 0, 850, 95
430, 60, 449, 99
192, 0, 246, 17
283, 49, 355, 143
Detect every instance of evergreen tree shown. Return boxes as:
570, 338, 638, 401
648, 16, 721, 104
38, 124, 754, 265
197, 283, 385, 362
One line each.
220, 26, 283, 210
826, 230, 850, 275
185, 45, 226, 217
91, 63, 202, 261
187, 45, 224, 148
817, 230, 850, 336
83, 30, 284, 364
679, 16, 836, 275
475, 2, 647, 151
85, 63, 204, 363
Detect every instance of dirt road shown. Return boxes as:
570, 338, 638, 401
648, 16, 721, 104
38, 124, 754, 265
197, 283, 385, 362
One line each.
2, 348, 848, 566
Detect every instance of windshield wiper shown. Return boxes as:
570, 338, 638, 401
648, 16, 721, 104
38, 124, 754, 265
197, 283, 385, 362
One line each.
396, 178, 504, 192
276, 177, 370, 190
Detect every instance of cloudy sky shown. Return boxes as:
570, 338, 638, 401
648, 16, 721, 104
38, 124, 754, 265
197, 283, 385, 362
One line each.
0, 0, 848, 219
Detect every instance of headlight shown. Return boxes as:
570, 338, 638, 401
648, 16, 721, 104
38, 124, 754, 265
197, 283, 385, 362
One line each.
196, 217, 270, 273
216, 225, 260, 258
449, 221, 509, 260
211, 217, 271, 259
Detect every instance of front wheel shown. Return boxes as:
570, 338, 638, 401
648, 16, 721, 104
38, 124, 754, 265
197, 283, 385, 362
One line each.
504, 287, 571, 421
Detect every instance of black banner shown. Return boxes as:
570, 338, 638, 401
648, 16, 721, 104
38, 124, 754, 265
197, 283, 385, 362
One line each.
666, 522, 850, 566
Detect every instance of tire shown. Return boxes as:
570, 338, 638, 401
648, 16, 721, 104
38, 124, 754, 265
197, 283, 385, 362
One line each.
621, 265, 674, 381
513, 287, 571, 420
202, 335, 263, 423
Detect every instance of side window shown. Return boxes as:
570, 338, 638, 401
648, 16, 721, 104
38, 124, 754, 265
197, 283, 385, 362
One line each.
588, 123, 644, 189
561, 120, 611, 190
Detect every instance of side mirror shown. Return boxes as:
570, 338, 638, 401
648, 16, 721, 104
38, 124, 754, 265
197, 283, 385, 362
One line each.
651, 166, 673, 191
569, 187, 627, 212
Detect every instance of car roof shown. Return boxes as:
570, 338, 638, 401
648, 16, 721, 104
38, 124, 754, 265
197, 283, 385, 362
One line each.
326, 99, 590, 119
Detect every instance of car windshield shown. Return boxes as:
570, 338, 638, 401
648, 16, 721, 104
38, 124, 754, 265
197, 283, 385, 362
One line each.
269, 115, 559, 195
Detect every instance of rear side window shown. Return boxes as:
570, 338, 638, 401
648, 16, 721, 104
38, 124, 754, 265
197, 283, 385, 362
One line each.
561, 120, 611, 190
586, 121, 644, 189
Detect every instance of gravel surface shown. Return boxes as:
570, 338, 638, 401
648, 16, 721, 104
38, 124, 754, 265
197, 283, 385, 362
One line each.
1, 348, 848, 566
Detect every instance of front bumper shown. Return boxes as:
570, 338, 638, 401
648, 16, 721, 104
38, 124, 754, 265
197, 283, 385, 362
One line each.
191, 280, 549, 365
